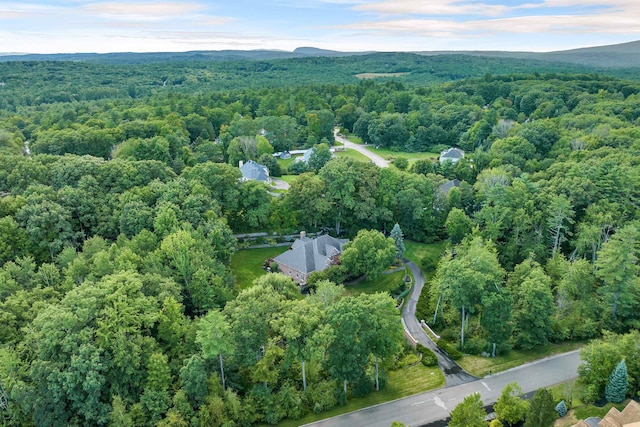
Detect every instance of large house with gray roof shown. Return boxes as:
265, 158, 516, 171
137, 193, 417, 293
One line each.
239, 160, 270, 183
273, 232, 348, 285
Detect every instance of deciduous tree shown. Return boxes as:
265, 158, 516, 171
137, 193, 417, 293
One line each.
449, 393, 486, 427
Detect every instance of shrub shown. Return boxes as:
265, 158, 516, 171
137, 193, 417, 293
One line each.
419, 252, 440, 273
421, 348, 439, 367
305, 381, 337, 414
437, 340, 462, 360
555, 400, 567, 417
352, 374, 374, 398
463, 337, 486, 356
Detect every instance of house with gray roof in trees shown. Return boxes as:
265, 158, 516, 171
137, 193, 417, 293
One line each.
273, 232, 348, 285
438, 179, 461, 195
239, 160, 270, 183
439, 147, 465, 165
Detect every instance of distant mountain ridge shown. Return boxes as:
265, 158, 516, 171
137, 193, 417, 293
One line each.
421, 40, 640, 68
0, 40, 638, 68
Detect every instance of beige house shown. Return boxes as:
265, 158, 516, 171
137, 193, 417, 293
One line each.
575, 400, 640, 427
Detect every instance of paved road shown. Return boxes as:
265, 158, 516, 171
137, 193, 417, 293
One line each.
334, 132, 390, 168
402, 262, 476, 387
302, 350, 582, 427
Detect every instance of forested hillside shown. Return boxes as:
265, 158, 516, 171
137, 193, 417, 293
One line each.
0, 54, 639, 425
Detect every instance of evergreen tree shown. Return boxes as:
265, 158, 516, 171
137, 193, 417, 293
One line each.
390, 223, 406, 262
605, 359, 628, 403
555, 400, 567, 417
524, 388, 557, 427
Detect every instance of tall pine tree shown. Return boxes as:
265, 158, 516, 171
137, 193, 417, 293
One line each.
390, 223, 406, 262
605, 359, 628, 403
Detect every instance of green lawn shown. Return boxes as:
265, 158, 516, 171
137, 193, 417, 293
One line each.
370, 147, 439, 163
404, 240, 447, 264
457, 341, 584, 377
230, 247, 287, 290
276, 363, 445, 427
276, 174, 298, 184
334, 148, 371, 162
341, 134, 363, 144
277, 155, 303, 170
339, 133, 438, 164
344, 270, 406, 296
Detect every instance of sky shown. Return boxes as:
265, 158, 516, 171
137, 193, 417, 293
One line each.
1, 0, 639, 54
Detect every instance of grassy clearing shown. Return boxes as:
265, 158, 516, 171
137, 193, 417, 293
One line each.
277, 155, 302, 170
276, 174, 298, 184
370, 147, 439, 163
573, 401, 629, 420
355, 72, 411, 79
277, 364, 445, 427
334, 148, 371, 162
341, 134, 363, 144
344, 270, 406, 296
230, 246, 287, 290
457, 341, 584, 377
404, 240, 447, 264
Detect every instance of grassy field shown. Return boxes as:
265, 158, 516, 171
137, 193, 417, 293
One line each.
230, 246, 287, 290
334, 148, 371, 162
276, 174, 298, 184
338, 134, 438, 162
404, 240, 447, 270
342, 135, 363, 144
457, 341, 584, 377
344, 269, 407, 296
277, 363, 445, 427
371, 147, 439, 163
277, 155, 302, 170
355, 72, 411, 79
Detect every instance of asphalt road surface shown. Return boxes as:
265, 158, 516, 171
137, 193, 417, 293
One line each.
302, 350, 581, 427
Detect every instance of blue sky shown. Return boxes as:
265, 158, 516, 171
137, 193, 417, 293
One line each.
1, 0, 639, 54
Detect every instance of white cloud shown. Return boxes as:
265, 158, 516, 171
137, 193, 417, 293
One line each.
272, 0, 368, 7
354, 0, 510, 17
338, 9, 640, 38
0, 3, 63, 19
79, 2, 206, 21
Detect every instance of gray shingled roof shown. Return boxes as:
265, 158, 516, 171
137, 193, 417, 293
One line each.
440, 147, 465, 160
274, 235, 348, 275
584, 417, 600, 427
240, 160, 269, 182
438, 179, 461, 195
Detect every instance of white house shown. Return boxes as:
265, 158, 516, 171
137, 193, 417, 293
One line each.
439, 147, 465, 165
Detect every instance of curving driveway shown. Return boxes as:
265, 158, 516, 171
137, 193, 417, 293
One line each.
302, 261, 582, 427
403, 261, 477, 387
334, 132, 390, 168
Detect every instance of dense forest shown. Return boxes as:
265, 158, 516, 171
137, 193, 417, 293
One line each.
0, 53, 639, 426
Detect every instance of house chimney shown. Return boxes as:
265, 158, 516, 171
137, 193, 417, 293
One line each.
239, 160, 244, 168
300, 231, 306, 239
